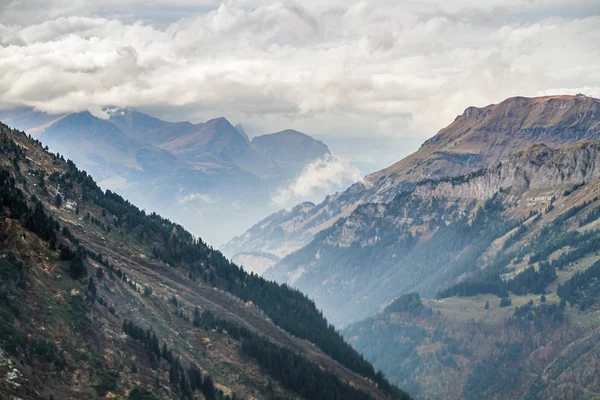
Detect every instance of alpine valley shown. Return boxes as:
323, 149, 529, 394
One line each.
4, 94, 600, 400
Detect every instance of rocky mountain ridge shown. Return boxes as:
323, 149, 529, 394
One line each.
224, 95, 600, 269
266, 139, 600, 325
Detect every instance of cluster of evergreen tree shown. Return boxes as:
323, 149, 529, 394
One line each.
563, 182, 586, 196
384, 293, 432, 316
544, 231, 600, 271
557, 259, 600, 310
0, 168, 60, 248
438, 278, 508, 298
242, 334, 374, 400
191, 309, 410, 400
579, 206, 600, 227
122, 319, 227, 400
439, 261, 557, 299
502, 223, 529, 251
510, 300, 564, 331
507, 262, 556, 295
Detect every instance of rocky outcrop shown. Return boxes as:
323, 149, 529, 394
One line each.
413, 142, 600, 201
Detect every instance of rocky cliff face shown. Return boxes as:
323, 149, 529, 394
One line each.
266, 140, 600, 325
413, 142, 600, 201
225, 95, 600, 268
372, 95, 600, 185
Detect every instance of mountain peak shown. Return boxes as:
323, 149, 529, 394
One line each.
373, 94, 600, 185
252, 129, 330, 178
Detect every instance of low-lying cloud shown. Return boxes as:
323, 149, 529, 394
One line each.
272, 156, 363, 208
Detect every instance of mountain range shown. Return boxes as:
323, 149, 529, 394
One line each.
223, 95, 600, 270
5, 94, 600, 399
223, 95, 600, 320
0, 107, 333, 246
221, 94, 600, 399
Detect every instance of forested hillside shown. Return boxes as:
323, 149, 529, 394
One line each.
340, 143, 600, 399
0, 121, 408, 400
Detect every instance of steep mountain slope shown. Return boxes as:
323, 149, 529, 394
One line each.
226, 95, 600, 266
0, 122, 409, 400
267, 141, 600, 325
252, 130, 331, 179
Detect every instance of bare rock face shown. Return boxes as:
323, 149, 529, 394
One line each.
413, 142, 600, 201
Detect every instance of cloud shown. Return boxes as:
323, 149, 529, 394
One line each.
98, 175, 129, 190
272, 155, 363, 207
0, 0, 598, 150
178, 192, 213, 204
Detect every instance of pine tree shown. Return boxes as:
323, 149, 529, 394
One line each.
87, 277, 97, 299
54, 193, 62, 208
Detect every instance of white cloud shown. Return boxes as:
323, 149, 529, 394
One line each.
98, 175, 129, 190
0, 0, 599, 150
272, 155, 363, 207
178, 192, 213, 204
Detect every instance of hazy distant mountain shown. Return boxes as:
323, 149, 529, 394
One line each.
0, 107, 336, 245
227, 95, 600, 272
44, 111, 179, 174
108, 109, 278, 178
252, 129, 331, 179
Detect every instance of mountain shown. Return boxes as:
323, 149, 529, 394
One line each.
225, 95, 600, 266
341, 147, 600, 397
222, 202, 320, 274
0, 107, 334, 245
108, 109, 279, 179
266, 138, 600, 324
0, 121, 408, 400
370, 94, 600, 186
252, 129, 331, 179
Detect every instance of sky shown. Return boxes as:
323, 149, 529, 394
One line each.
1, 0, 600, 173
